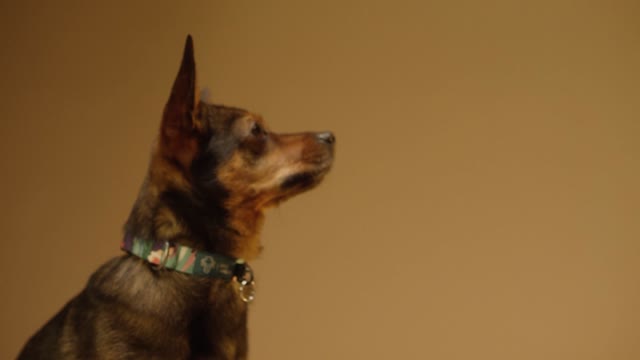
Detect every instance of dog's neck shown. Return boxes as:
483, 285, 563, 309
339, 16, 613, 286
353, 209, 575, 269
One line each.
124, 176, 264, 261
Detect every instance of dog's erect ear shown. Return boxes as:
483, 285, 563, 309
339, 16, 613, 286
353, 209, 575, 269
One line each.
161, 35, 201, 167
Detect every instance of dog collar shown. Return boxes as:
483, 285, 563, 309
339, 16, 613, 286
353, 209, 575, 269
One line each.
121, 234, 256, 302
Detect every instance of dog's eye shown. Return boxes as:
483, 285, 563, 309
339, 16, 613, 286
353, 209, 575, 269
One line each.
251, 123, 264, 136
245, 122, 268, 156
251, 123, 265, 137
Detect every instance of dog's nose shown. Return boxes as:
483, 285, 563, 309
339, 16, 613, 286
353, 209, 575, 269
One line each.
316, 132, 335, 145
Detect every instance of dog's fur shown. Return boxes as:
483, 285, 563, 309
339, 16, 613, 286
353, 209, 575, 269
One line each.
18, 35, 334, 360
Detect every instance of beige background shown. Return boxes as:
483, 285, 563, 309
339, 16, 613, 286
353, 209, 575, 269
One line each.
1, 1, 639, 359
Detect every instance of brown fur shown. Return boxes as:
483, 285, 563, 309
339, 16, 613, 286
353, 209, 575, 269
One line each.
18, 35, 334, 359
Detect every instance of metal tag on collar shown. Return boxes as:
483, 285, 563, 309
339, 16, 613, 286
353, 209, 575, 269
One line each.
234, 260, 256, 303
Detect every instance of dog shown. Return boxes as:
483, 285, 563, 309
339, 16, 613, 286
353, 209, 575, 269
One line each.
18, 35, 334, 359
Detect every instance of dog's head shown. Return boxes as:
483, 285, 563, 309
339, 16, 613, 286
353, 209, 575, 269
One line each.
154, 36, 334, 222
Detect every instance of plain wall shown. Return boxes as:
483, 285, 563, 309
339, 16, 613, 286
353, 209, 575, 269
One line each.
1, 1, 639, 359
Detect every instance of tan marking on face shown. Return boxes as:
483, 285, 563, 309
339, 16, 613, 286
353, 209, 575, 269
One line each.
248, 138, 306, 193
214, 128, 333, 260
217, 132, 330, 207
232, 113, 265, 137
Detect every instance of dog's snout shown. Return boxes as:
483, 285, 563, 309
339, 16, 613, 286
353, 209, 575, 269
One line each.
316, 132, 335, 145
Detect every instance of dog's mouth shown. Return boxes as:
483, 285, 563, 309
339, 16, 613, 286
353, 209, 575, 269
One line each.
276, 160, 333, 200
281, 150, 334, 191
258, 135, 335, 207
281, 172, 318, 190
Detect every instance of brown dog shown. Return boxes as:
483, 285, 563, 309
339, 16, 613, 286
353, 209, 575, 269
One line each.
18, 35, 334, 359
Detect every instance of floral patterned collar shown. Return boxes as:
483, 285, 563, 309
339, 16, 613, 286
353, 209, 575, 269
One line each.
121, 234, 256, 302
